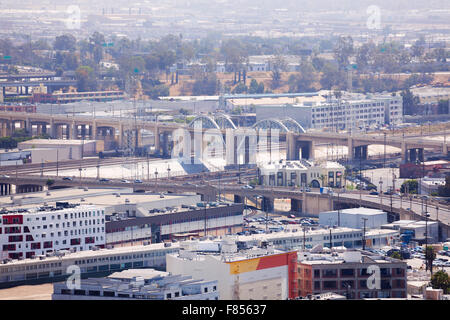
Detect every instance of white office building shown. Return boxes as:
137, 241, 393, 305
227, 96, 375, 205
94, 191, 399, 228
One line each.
0, 204, 106, 260
255, 91, 403, 131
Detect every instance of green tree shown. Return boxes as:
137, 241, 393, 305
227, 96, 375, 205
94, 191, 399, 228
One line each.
288, 59, 317, 92
400, 179, 418, 194
389, 251, 402, 260
438, 176, 450, 197
430, 270, 450, 294
401, 89, 420, 115
270, 55, 287, 89
425, 246, 436, 274
54, 34, 77, 51
46, 179, 55, 188
76, 66, 97, 92
232, 83, 248, 94
333, 36, 354, 70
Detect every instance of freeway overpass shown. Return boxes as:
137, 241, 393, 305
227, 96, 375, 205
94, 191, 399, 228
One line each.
0, 174, 448, 240
1, 111, 449, 163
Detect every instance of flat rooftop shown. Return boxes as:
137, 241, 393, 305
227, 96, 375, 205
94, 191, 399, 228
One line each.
1, 242, 180, 267
18, 139, 96, 146
0, 187, 197, 210
325, 208, 386, 216
236, 226, 397, 243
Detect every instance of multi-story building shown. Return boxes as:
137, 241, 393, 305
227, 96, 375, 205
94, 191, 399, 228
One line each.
255, 91, 403, 131
0, 204, 106, 259
297, 250, 408, 299
52, 268, 219, 300
166, 238, 298, 300
258, 159, 346, 188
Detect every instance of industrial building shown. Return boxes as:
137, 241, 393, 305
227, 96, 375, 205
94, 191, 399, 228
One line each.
0, 204, 106, 259
166, 238, 298, 300
319, 208, 388, 230
0, 242, 179, 288
258, 159, 345, 188
297, 249, 408, 299
380, 220, 439, 244
235, 226, 398, 251
52, 268, 219, 300
17, 139, 102, 159
106, 201, 244, 245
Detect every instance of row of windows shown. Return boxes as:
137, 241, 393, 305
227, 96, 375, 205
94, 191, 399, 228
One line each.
73, 249, 178, 265
29, 219, 104, 230
27, 211, 104, 222
323, 233, 362, 240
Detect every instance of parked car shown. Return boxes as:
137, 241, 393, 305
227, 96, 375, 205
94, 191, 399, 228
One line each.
62, 177, 73, 181
369, 191, 379, 195
99, 178, 109, 182
134, 179, 143, 183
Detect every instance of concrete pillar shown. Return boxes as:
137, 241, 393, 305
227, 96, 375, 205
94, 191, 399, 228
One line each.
418, 148, 424, 163
410, 149, 417, 163
286, 132, 297, 161
80, 124, 87, 139
70, 122, 77, 140
401, 142, 407, 163
225, 129, 235, 165
347, 137, 354, 161
262, 197, 274, 212
160, 133, 169, 157
118, 124, 124, 148
234, 195, 244, 203
154, 127, 160, 154
291, 199, 302, 213
443, 143, 449, 157
91, 122, 97, 140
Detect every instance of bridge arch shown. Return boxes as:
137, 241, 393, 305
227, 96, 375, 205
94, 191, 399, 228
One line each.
188, 115, 220, 130
252, 119, 290, 132
214, 113, 237, 130
280, 118, 306, 134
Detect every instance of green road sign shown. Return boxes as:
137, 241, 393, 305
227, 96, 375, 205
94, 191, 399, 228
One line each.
134, 68, 139, 74
3, 56, 11, 60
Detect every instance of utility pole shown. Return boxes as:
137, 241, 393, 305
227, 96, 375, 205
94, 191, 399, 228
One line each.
56, 149, 59, 177
303, 227, 306, 250
329, 228, 332, 250
337, 191, 341, 227
383, 132, 387, 169
362, 218, 368, 250
204, 202, 208, 237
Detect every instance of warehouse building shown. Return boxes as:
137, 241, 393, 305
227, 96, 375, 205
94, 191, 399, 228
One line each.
52, 268, 218, 300
319, 208, 388, 230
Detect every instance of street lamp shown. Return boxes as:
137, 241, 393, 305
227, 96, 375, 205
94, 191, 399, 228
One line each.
154, 169, 158, 189
379, 177, 383, 207
167, 164, 171, 180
